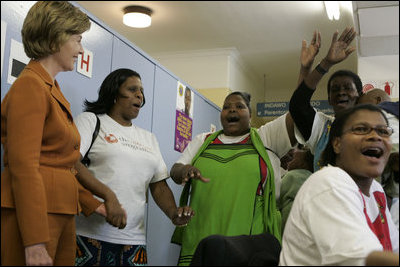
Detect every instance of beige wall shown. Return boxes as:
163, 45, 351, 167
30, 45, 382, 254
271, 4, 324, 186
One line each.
197, 87, 231, 109
153, 6, 358, 128
155, 48, 268, 127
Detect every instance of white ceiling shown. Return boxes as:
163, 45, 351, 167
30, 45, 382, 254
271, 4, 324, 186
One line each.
76, 1, 399, 87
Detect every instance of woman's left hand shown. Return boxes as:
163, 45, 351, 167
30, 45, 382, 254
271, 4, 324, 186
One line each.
324, 27, 356, 65
95, 200, 127, 229
104, 198, 127, 229
171, 206, 195, 226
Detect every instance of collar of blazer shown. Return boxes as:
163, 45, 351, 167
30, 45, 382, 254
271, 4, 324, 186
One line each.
26, 60, 73, 121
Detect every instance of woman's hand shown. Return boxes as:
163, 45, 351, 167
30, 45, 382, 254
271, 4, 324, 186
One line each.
95, 198, 127, 229
104, 196, 127, 229
181, 165, 210, 184
95, 203, 107, 217
25, 243, 53, 266
323, 27, 356, 66
171, 163, 210, 185
171, 206, 195, 226
301, 30, 321, 69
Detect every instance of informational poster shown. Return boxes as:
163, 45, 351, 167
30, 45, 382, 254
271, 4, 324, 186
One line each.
174, 81, 194, 153
8, 39, 29, 84
175, 81, 193, 118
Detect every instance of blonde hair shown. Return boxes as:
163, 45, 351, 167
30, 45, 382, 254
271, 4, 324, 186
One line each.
22, 1, 90, 59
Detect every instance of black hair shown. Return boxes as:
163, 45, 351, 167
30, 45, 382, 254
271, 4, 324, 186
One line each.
320, 104, 389, 167
327, 70, 363, 96
226, 91, 252, 114
84, 68, 145, 114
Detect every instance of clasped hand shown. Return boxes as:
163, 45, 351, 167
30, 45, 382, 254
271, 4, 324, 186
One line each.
95, 198, 127, 229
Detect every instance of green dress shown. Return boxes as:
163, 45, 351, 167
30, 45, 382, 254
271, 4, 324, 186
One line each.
172, 129, 281, 266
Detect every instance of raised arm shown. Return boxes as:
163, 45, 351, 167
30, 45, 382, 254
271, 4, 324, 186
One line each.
297, 30, 321, 86
290, 27, 356, 141
290, 30, 322, 141
304, 27, 356, 89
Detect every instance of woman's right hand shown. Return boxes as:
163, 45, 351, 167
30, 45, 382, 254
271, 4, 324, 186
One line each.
300, 30, 321, 69
25, 243, 53, 266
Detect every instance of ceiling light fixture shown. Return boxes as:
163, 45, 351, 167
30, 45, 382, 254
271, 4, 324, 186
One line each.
324, 1, 340, 21
123, 5, 152, 28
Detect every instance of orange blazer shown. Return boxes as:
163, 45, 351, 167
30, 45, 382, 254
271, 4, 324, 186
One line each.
1, 60, 100, 247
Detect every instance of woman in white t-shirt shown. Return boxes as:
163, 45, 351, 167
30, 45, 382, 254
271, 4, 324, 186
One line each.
280, 104, 399, 266
74, 68, 194, 266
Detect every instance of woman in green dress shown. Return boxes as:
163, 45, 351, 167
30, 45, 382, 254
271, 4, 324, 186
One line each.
170, 92, 296, 265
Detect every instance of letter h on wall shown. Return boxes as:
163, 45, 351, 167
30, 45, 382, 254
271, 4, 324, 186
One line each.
77, 49, 94, 78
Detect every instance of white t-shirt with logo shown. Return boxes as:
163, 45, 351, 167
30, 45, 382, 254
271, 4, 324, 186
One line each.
74, 112, 168, 245
279, 166, 399, 266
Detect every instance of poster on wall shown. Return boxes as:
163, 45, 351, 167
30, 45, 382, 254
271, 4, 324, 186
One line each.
174, 81, 193, 153
7, 39, 30, 84
362, 80, 399, 99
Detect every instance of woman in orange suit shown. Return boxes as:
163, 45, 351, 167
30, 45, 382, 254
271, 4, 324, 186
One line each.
1, 2, 125, 265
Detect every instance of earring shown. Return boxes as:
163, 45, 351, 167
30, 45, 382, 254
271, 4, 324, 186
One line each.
114, 99, 117, 104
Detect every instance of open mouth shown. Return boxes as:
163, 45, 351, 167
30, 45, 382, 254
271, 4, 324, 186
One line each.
133, 103, 141, 108
227, 116, 240, 123
361, 147, 383, 159
337, 100, 349, 105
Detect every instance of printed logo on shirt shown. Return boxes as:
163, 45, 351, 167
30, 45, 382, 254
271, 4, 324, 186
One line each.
103, 133, 154, 154
105, 134, 118, 143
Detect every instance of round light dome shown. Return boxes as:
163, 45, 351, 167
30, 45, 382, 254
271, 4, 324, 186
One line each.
123, 6, 152, 28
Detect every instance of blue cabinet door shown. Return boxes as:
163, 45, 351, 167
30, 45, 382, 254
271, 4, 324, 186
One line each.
147, 66, 221, 266
147, 66, 183, 266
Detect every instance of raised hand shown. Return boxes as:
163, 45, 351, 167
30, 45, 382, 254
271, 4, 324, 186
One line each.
324, 27, 356, 65
301, 30, 321, 68
171, 206, 195, 226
